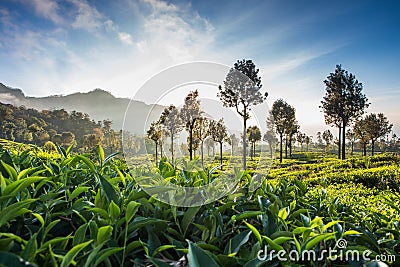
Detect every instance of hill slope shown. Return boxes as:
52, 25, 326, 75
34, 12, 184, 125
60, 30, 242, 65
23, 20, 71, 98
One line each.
0, 83, 164, 134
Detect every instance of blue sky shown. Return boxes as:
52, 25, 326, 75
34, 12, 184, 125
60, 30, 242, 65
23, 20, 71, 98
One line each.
0, 0, 399, 136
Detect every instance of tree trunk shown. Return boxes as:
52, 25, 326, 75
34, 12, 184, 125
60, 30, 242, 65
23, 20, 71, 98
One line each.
338, 126, 341, 159
269, 143, 273, 158
243, 112, 247, 170
189, 128, 193, 161
363, 143, 367, 156
289, 140, 292, 158
285, 137, 288, 158
351, 142, 354, 156
160, 144, 163, 158
171, 133, 174, 162
371, 139, 375, 156
341, 124, 346, 160
201, 141, 204, 166
220, 142, 223, 169
155, 143, 158, 164
279, 134, 283, 163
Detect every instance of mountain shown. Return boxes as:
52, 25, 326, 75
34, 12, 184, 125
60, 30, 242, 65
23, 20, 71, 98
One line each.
0, 83, 165, 134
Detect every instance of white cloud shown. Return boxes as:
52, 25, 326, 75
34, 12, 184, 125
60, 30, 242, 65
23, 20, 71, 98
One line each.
141, 0, 179, 13
118, 32, 133, 45
69, 0, 103, 32
30, 0, 63, 24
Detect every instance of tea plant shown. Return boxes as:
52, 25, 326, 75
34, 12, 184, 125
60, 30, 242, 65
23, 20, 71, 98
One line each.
0, 140, 398, 266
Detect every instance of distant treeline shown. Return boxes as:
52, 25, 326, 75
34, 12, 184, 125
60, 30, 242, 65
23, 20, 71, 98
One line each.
0, 102, 145, 154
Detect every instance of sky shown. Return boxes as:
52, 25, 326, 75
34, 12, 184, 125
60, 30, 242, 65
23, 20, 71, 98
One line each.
0, 0, 399, 136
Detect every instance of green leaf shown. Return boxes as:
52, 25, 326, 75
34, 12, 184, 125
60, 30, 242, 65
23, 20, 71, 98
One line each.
263, 236, 284, 252
99, 174, 119, 204
116, 168, 126, 187
125, 201, 140, 223
1, 161, 17, 181
0, 199, 35, 227
17, 167, 37, 180
181, 206, 200, 236
231, 211, 263, 222
89, 207, 109, 219
60, 240, 93, 267
273, 236, 292, 245
94, 247, 124, 266
98, 144, 105, 164
244, 221, 262, 244
97, 226, 113, 245
224, 230, 251, 255
278, 207, 289, 221
77, 155, 96, 173
294, 179, 307, 193
69, 186, 91, 201
321, 221, 342, 232
187, 240, 219, 267
304, 233, 335, 250
109, 200, 121, 221
343, 230, 362, 236
21, 233, 37, 262
32, 213, 44, 228
151, 245, 175, 257
39, 236, 73, 253
73, 223, 88, 247
3, 177, 45, 196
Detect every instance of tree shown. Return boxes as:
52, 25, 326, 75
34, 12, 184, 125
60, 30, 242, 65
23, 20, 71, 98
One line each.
285, 120, 299, 158
363, 113, 393, 155
2, 121, 16, 141
320, 64, 369, 160
269, 99, 295, 162
316, 132, 323, 149
263, 130, 276, 158
227, 133, 239, 155
159, 105, 182, 162
346, 129, 356, 156
147, 121, 163, 164
296, 132, 307, 151
218, 59, 267, 169
204, 137, 215, 157
305, 136, 311, 151
247, 126, 261, 159
209, 119, 228, 168
180, 90, 202, 161
83, 134, 102, 151
353, 119, 369, 156
322, 129, 333, 153
193, 116, 210, 166
61, 132, 75, 147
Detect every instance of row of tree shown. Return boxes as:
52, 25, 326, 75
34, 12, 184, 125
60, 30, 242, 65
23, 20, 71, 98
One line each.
147, 60, 398, 167
147, 90, 231, 167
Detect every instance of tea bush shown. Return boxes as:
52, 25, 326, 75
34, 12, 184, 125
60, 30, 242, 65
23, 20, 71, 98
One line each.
0, 141, 399, 266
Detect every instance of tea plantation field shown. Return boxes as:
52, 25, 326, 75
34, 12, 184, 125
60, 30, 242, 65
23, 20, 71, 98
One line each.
0, 139, 399, 266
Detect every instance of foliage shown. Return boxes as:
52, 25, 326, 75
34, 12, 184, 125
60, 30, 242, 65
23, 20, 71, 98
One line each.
218, 59, 267, 170
320, 64, 369, 159
0, 140, 399, 266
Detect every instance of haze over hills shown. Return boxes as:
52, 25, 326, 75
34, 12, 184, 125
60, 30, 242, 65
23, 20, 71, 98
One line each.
0, 83, 164, 134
